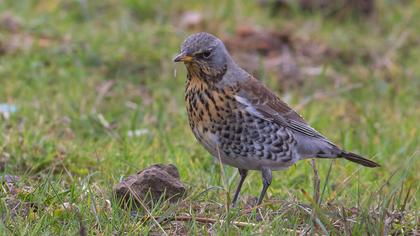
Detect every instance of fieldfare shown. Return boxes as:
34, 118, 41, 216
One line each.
174, 32, 379, 208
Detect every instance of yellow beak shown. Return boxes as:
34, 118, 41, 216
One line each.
173, 52, 193, 62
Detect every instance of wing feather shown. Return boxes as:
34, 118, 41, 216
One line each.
233, 76, 379, 167
236, 77, 330, 141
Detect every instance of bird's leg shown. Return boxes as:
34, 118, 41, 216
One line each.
231, 168, 248, 207
256, 167, 272, 221
257, 167, 272, 205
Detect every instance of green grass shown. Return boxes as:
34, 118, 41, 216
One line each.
0, 0, 419, 235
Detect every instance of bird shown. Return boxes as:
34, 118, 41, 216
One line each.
174, 32, 380, 209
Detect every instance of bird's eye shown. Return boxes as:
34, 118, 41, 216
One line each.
201, 50, 212, 59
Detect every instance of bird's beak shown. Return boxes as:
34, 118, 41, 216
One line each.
173, 52, 193, 62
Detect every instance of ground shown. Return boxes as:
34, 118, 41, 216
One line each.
0, 0, 419, 235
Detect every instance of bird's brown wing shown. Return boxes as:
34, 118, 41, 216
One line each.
235, 77, 380, 167
236, 77, 329, 140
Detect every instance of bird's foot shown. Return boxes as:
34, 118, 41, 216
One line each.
256, 207, 264, 221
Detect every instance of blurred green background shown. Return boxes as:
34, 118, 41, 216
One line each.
0, 0, 419, 234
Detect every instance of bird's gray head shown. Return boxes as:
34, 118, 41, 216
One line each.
174, 32, 231, 81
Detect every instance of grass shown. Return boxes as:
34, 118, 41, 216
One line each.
0, 0, 419, 234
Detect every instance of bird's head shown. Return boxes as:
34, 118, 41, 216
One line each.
174, 32, 230, 81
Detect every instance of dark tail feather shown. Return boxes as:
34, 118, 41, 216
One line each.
340, 152, 380, 168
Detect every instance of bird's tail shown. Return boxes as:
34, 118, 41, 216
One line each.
340, 152, 380, 168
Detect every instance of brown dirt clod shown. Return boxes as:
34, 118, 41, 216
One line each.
114, 164, 186, 209
223, 26, 330, 90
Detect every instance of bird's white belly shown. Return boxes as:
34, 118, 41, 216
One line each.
193, 128, 298, 171
219, 153, 298, 171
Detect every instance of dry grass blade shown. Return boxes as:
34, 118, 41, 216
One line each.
170, 216, 256, 227
127, 185, 168, 236
300, 189, 332, 235
311, 159, 320, 205
163, 215, 302, 233
216, 144, 229, 212
92, 80, 115, 113
77, 211, 87, 236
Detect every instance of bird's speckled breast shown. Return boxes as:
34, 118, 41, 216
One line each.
185, 74, 238, 139
185, 74, 298, 170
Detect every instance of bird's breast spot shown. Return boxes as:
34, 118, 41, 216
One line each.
194, 125, 219, 145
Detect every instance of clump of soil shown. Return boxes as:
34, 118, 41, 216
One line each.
114, 164, 186, 209
223, 26, 335, 90
0, 12, 72, 56
259, 0, 375, 17
299, 0, 375, 16
1, 174, 38, 219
